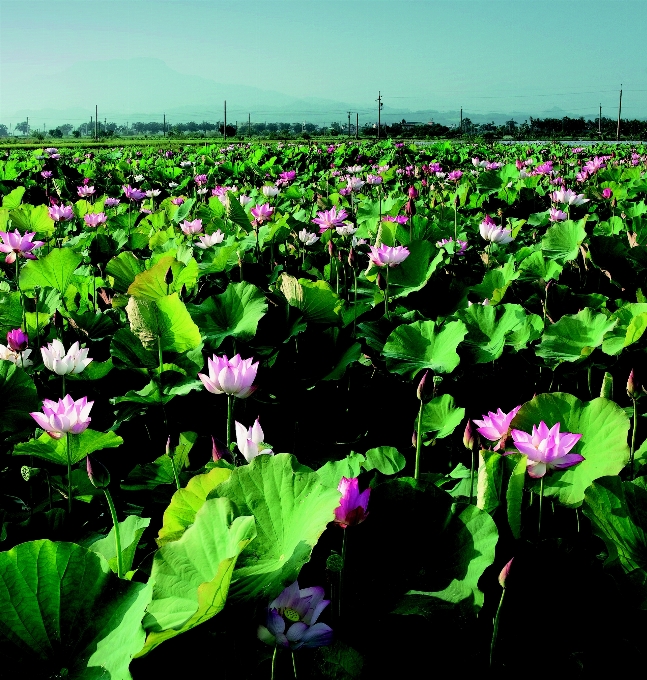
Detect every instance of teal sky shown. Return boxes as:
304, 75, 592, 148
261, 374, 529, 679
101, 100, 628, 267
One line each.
1, 0, 646, 125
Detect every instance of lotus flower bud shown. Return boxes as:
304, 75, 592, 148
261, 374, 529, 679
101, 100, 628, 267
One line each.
602, 188, 613, 199
408, 186, 418, 199
417, 370, 429, 401
86, 455, 110, 489
348, 247, 355, 266
627, 369, 641, 400
211, 436, 228, 461
611, 198, 617, 208
7, 329, 28, 352
405, 198, 416, 218
376, 271, 386, 290
463, 420, 476, 451
328, 239, 335, 257
412, 430, 417, 448
498, 558, 514, 588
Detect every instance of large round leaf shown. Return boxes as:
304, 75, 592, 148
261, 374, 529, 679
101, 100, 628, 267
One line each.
19, 247, 82, 295
511, 392, 630, 507
0, 540, 152, 679
0, 362, 40, 434
382, 319, 467, 379
186, 281, 268, 348
139, 498, 256, 656
208, 453, 341, 600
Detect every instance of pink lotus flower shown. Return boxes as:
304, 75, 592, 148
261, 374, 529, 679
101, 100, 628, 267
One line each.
196, 230, 225, 248
479, 215, 513, 244
171, 197, 185, 205
366, 174, 383, 185
334, 477, 370, 528
41, 170, 53, 179
77, 185, 95, 198
239, 194, 252, 206
235, 418, 273, 462
0, 229, 45, 263
368, 244, 410, 267
383, 215, 408, 224
83, 212, 107, 227
6, 329, 28, 352
194, 174, 208, 186
180, 219, 203, 235
550, 188, 589, 206
472, 405, 522, 450
198, 353, 258, 398
312, 206, 348, 233
447, 170, 463, 181
250, 203, 274, 224
48, 204, 74, 222
30, 395, 93, 439
549, 207, 567, 222
346, 176, 365, 192
41, 339, 92, 375
122, 185, 146, 201
104, 197, 120, 208
510, 421, 583, 478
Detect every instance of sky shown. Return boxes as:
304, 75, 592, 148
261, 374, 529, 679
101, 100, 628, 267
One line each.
0, 0, 645, 127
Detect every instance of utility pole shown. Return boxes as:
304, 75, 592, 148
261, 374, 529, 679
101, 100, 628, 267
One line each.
460, 107, 463, 133
616, 85, 622, 141
356, 112, 358, 140
347, 111, 351, 138
95, 105, 98, 140
376, 91, 383, 139
163, 113, 166, 138
599, 103, 602, 135
224, 100, 227, 142
248, 113, 251, 136
90, 116, 93, 139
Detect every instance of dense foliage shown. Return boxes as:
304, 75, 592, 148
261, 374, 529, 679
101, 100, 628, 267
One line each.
0, 139, 646, 678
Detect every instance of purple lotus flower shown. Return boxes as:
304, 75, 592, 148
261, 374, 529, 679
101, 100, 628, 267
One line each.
30, 395, 93, 440
437, 237, 468, 254
48, 204, 74, 222
479, 215, 513, 244
312, 206, 348, 234
77, 185, 95, 198
171, 197, 185, 205
235, 418, 273, 463
258, 581, 332, 650
339, 188, 352, 196
198, 353, 258, 398
279, 170, 296, 183
383, 215, 408, 225
180, 219, 203, 235
194, 174, 208, 186
83, 212, 107, 227
447, 170, 463, 181
472, 405, 522, 451
368, 244, 410, 267
366, 174, 383, 186
41, 339, 92, 375
602, 188, 613, 199
104, 197, 120, 208
251, 203, 274, 224
0, 229, 45, 263
122, 185, 146, 201
510, 421, 583, 478
6, 329, 28, 352
196, 230, 225, 248
549, 207, 567, 222
334, 477, 370, 528
534, 161, 553, 176
41, 170, 53, 179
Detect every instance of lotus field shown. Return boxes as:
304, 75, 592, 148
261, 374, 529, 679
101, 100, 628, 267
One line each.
1, 140, 647, 677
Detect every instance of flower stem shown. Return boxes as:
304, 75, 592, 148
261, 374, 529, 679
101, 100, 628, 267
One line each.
103, 487, 124, 579
271, 646, 277, 680
227, 394, 233, 452
489, 589, 506, 668
630, 398, 638, 480
538, 476, 544, 539
66, 434, 72, 515
62, 374, 66, 400
352, 269, 358, 337
414, 399, 423, 481
169, 450, 181, 490
469, 448, 475, 505
292, 651, 297, 679
339, 529, 348, 619
384, 266, 390, 320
